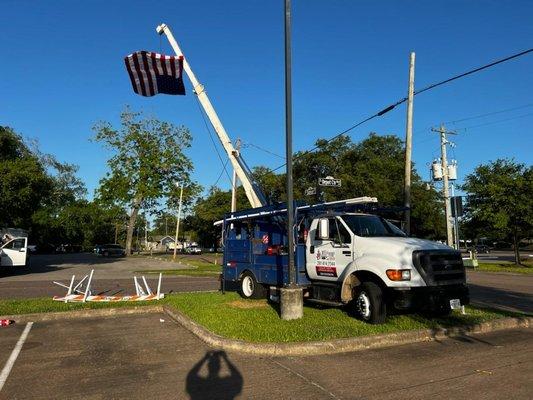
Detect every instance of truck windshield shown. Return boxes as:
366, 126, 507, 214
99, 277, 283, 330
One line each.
341, 215, 406, 237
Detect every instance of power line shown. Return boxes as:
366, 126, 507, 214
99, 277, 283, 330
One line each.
271, 47, 533, 172
242, 142, 285, 159
444, 102, 533, 124
414, 110, 533, 147
194, 96, 233, 185
457, 111, 533, 131
211, 159, 230, 188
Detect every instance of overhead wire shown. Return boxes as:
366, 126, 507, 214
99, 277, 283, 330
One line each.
270, 47, 533, 172
193, 96, 233, 186
211, 159, 230, 188
242, 142, 285, 159
444, 102, 533, 125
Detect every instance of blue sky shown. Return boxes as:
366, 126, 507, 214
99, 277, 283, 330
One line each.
2, 0, 532, 200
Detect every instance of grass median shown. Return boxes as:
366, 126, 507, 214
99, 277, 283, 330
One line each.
137, 253, 221, 276
0, 291, 522, 343
474, 261, 533, 275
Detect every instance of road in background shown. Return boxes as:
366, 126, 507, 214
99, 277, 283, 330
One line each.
465, 250, 533, 264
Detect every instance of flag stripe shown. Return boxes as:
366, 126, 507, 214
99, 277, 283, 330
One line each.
141, 52, 155, 96
170, 57, 176, 78
146, 53, 158, 95
160, 55, 168, 76
124, 57, 139, 94
152, 52, 163, 76
131, 54, 147, 96
128, 56, 143, 95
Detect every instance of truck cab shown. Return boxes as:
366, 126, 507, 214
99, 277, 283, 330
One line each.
221, 198, 469, 324
306, 213, 469, 323
0, 237, 29, 268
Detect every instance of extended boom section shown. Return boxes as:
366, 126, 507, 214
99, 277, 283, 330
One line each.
157, 23, 268, 208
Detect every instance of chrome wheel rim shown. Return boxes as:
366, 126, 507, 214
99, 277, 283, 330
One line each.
356, 292, 371, 319
242, 276, 254, 297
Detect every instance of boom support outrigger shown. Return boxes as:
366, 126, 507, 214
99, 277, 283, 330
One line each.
157, 23, 268, 208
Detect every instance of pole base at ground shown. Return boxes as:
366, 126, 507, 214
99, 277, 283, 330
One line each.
280, 287, 303, 320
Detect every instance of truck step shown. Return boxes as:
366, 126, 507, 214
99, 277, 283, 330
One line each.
305, 298, 344, 307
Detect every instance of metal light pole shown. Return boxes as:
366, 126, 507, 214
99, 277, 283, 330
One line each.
173, 183, 184, 260
280, 0, 303, 321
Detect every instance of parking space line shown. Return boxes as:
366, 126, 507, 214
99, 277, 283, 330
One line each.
0, 322, 33, 392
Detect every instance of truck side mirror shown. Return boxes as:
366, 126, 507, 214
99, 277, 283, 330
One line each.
318, 219, 329, 240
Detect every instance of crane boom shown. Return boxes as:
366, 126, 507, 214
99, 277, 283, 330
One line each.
156, 23, 268, 208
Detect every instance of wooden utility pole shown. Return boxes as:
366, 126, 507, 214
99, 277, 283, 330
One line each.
403, 52, 416, 235
230, 138, 241, 213
432, 125, 456, 247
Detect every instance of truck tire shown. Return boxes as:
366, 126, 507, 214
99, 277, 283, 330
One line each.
352, 281, 387, 324
239, 271, 266, 299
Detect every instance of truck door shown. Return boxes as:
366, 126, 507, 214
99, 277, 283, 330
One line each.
0, 237, 28, 267
306, 217, 353, 281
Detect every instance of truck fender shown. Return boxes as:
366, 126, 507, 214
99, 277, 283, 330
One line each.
340, 273, 360, 303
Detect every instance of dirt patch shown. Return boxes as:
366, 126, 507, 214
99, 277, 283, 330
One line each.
227, 299, 269, 309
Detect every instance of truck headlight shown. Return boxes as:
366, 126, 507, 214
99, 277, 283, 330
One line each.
386, 269, 411, 281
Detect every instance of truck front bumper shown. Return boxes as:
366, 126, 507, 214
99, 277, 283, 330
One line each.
391, 284, 470, 311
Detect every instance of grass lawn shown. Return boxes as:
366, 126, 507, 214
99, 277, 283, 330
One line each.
1, 292, 522, 343
136, 253, 221, 276
474, 261, 533, 275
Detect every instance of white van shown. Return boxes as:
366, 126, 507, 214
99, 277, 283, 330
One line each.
0, 237, 29, 268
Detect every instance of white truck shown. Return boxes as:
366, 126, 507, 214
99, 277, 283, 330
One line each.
222, 198, 469, 324
0, 236, 29, 268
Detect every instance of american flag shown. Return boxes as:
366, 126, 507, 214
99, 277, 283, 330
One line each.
124, 51, 185, 97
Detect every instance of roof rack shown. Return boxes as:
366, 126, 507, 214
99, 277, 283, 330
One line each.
214, 197, 379, 225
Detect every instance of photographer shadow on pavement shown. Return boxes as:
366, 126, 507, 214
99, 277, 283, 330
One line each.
186, 350, 243, 400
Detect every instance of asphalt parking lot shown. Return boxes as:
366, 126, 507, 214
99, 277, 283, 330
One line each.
0, 312, 531, 399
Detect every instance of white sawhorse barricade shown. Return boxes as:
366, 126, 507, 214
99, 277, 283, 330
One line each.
53, 270, 164, 302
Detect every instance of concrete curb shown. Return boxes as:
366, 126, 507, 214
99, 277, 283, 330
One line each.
162, 305, 533, 356
1, 305, 163, 323
3, 305, 531, 356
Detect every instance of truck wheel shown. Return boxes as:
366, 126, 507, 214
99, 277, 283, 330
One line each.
353, 282, 387, 324
239, 271, 266, 299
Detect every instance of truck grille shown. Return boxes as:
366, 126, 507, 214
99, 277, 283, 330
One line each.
412, 250, 466, 286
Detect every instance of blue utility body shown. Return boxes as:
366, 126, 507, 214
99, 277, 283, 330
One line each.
221, 198, 382, 288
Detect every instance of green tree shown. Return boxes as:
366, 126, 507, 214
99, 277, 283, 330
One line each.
0, 127, 54, 228
263, 133, 444, 238
462, 159, 533, 264
93, 109, 195, 255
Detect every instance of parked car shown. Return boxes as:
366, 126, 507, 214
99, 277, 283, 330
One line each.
94, 244, 126, 257
474, 244, 491, 254
185, 246, 202, 255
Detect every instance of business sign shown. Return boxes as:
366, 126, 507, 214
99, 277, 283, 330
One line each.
318, 177, 341, 187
